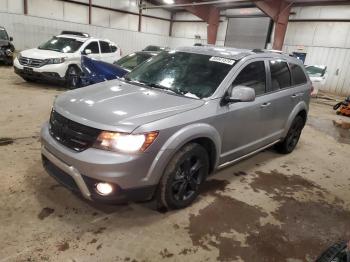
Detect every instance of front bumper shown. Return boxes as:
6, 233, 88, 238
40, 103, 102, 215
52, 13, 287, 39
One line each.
40, 122, 159, 203
14, 66, 65, 83
13, 58, 68, 80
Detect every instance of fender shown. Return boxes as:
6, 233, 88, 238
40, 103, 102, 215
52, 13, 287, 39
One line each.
282, 101, 308, 138
144, 123, 221, 183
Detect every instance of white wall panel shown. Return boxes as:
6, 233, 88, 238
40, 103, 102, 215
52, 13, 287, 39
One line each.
28, 0, 64, 20
284, 45, 350, 96
143, 8, 171, 20
91, 7, 110, 27
93, 0, 110, 7
110, 0, 138, 13
63, 2, 89, 24
8, 0, 23, 14
0, 12, 170, 55
110, 11, 130, 30
0, 0, 8, 12
285, 22, 350, 49
141, 17, 170, 36
291, 6, 350, 19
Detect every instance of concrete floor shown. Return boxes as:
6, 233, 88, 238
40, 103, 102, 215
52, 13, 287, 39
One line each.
0, 66, 350, 262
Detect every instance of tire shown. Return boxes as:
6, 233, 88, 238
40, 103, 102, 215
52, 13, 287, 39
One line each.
65, 65, 81, 89
276, 115, 304, 154
157, 143, 209, 210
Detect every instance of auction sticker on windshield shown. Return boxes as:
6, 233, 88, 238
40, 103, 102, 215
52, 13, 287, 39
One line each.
209, 56, 235, 65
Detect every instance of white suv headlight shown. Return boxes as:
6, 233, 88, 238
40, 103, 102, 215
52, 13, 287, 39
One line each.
93, 131, 158, 153
46, 57, 67, 64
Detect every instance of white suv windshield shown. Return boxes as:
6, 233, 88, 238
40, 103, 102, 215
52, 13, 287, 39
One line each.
125, 51, 235, 99
38, 37, 83, 53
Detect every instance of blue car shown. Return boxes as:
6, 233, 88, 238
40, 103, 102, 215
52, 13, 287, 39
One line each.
79, 51, 158, 88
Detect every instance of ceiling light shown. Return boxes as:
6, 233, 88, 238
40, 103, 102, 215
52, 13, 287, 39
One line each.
163, 0, 174, 4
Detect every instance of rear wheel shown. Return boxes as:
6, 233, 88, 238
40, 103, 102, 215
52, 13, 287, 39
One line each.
276, 115, 304, 154
157, 143, 209, 210
66, 65, 81, 89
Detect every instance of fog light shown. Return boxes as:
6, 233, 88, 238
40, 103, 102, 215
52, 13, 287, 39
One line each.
96, 182, 113, 196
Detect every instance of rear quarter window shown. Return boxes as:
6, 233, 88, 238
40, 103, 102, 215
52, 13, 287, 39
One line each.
290, 63, 307, 85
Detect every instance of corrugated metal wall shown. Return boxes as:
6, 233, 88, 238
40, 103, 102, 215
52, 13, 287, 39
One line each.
171, 12, 227, 47
283, 6, 350, 96
225, 17, 271, 49
0, 12, 170, 55
0, 0, 226, 54
284, 45, 350, 95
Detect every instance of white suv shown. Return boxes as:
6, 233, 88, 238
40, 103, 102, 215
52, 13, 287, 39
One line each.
14, 31, 121, 88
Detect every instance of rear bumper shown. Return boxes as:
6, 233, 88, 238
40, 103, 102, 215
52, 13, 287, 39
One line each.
41, 146, 157, 203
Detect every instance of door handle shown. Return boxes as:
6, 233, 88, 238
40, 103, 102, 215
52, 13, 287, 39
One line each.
260, 102, 271, 108
291, 92, 304, 98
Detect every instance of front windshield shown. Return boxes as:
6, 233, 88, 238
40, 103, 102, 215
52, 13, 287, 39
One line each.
38, 37, 83, 53
0, 29, 9, 40
125, 51, 235, 99
115, 52, 153, 71
306, 66, 326, 77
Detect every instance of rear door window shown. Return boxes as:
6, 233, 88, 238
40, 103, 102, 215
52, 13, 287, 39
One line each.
100, 41, 112, 53
84, 41, 99, 54
232, 61, 266, 96
269, 60, 291, 91
290, 63, 307, 85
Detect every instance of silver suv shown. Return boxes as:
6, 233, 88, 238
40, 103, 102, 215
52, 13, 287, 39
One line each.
41, 46, 311, 209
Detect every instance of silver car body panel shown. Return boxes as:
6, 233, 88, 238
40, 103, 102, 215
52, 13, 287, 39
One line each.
41, 46, 311, 200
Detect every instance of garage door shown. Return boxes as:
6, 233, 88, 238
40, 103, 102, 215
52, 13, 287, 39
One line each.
225, 17, 272, 49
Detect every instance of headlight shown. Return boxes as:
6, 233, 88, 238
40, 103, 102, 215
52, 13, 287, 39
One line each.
46, 57, 66, 64
93, 131, 158, 153
17, 52, 22, 60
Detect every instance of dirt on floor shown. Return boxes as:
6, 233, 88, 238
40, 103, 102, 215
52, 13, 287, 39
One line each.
0, 66, 350, 262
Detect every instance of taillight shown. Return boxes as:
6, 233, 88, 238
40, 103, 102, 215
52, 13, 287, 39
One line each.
120, 48, 123, 56
310, 85, 314, 94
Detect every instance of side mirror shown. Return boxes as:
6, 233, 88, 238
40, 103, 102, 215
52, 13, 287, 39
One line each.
224, 85, 255, 104
84, 49, 92, 55
9, 36, 13, 41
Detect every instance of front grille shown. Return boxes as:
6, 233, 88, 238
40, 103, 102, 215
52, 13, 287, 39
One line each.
49, 110, 101, 152
19, 56, 46, 68
42, 155, 80, 192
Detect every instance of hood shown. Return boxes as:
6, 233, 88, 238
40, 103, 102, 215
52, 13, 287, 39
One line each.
54, 79, 205, 133
20, 48, 68, 59
0, 40, 10, 47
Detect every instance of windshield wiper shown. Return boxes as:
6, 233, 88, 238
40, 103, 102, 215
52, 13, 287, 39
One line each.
144, 82, 185, 96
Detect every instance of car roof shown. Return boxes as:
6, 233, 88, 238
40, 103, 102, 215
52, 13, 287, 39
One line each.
175, 46, 301, 63
176, 46, 253, 60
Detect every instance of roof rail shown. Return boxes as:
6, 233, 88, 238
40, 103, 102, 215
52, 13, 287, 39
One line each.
60, 31, 90, 38
252, 48, 295, 57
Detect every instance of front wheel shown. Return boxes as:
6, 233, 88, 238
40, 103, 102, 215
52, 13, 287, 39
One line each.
276, 115, 304, 154
65, 66, 81, 89
157, 143, 209, 210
